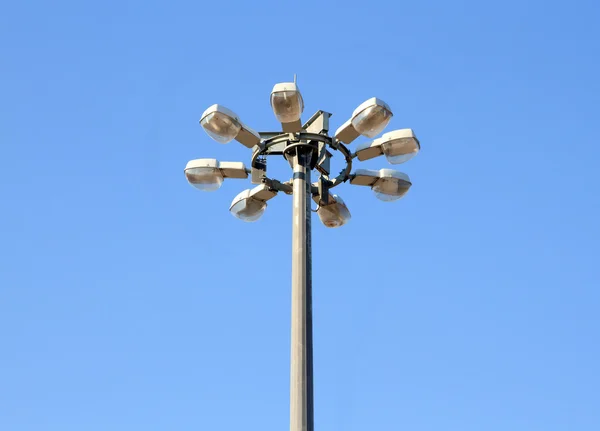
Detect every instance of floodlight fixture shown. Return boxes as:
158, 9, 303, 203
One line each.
229, 183, 277, 222
200, 104, 261, 148
334, 97, 393, 144
350, 168, 412, 201
185, 158, 248, 191
355, 129, 420, 164
270, 82, 304, 132
315, 194, 351, 228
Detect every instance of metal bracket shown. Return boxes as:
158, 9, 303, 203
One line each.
317, 177, 331, 205
252, 129, 351, 192
264, 178, 293, 195
283, 141, 319, 169
258, 131, 286, 140
251, 156, 267, 184
302, 110, 332, 135
315, 142, 331, 176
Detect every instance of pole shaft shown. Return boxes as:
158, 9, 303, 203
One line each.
290, 149, 314, 431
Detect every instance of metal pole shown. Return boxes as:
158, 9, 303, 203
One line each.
290, 148, 314, 431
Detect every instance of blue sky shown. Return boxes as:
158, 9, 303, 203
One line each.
1, 0, 599, 430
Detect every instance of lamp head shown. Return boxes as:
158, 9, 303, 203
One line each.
270, 82, 304, 132
334, 97, 393, 144
350, 168, 412, 201
200, 104, 261, 148
229, 184, 277, 222
200, 105, 242, 144
185, 159, 248, 191
355, 129, 420, 164
184, 158, 223, 191
316, 194, 351, 228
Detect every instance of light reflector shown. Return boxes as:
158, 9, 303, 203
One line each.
355, 129, 420, 164
200, 105, 242, 144
184, 158, 223, 191
230, 194, 267, 222
270, 82, 304, 123
229, 184, 277, 222
317, 195, 351, 228
350, 168, 412, 202
185, 159, 248, 192
380, 129, 420, 164
351, 97, 393, 138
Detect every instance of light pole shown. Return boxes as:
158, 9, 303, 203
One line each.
185, 79, 421, 431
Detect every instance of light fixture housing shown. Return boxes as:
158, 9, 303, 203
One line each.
229, 184, 277, 222
355, 129, 420, 164
313, 194, 351, 228
184, 158, 248, 191
334, 97, 393, 144
200, 104, 261, 148
270, 82, 304, 133
350, 168, 412, 202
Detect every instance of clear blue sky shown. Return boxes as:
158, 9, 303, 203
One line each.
1, 1, 599, 430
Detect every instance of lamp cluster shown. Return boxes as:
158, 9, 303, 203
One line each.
185, 81, 420, 227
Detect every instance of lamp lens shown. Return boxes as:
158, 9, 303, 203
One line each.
352, 105, 392, 138
230, 197, 267, 222
185, 167, 224, 191
270, 91, 304, 123
201, 112, 242, 144
382, 138, 419, 164
318, 197, 351, 228
372, 178, 411, 201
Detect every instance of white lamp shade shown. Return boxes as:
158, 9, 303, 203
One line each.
230, 196, 267, 222
200, 105, 242, 144
351, 97, 393, 138
229, 185, 277, 222
317, 195, 351, 228
380, 129, 420, 164
355, 129, 420, 164
184, 158, 223, 191
373, 178, 411, 201
270, 82, 304, 124
184, 159, 248, 191
185, 167, 223, 191
351, 168, 412, 202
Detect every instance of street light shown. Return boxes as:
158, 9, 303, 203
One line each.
313, 194, 351, 228
185, 79, 421, 431
271, 82, 304, 132
184, 158, 248, 191
350, 168, 412, 201
334, 97, 393, 144
200, 104, 261, 148
230, 184, 277, 222
355, 128, 420, 164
